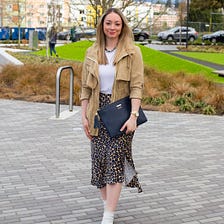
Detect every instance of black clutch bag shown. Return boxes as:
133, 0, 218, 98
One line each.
97, 96, 147, 137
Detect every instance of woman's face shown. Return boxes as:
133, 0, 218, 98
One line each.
103, 12, 122, 40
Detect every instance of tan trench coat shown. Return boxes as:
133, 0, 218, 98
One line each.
80, 43, 144, 136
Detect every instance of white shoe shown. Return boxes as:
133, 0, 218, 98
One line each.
101, 211, 114, 224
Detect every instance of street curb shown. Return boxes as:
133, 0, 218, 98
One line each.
0, 48, 24, 66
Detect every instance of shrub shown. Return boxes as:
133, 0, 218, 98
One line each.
143, 65, 223, 115
174, 96, 187, 106
0, 54, 223, 116
179, 102, 193, 112
202, 105, 216, 115
194, 101, 207, 109
0, 60, 82, 104
192, 39, 203, 45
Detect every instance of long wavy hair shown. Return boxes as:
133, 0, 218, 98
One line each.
95, 8, 134, 64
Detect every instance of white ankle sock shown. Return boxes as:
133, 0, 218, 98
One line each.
103, 200, 107, 211
101, 210, 114, 224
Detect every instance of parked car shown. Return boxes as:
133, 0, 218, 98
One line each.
133, 28, 149, 41
70, 27, 96, 41
75, 27, 96, 39
157, 26, 198, 42
57, 30, 71, 40
202, 30, 224, 43
57, 27, 96, 41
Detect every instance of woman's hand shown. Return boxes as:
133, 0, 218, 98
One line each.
82, 116, 92, 140
120, 115, 137, 134
81, 99, 92, 140
120, 98, 140, 134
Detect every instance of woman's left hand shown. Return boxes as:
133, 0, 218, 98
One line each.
120, 115, 137, 134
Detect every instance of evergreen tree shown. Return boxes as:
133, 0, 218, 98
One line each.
175, 0, 179, 8
189, 0, 224, 32
165, 0, 172, 7
190, 0, 222, 10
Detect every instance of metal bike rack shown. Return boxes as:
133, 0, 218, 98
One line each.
55, 66, 74, 118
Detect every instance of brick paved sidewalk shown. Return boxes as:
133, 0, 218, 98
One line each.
0, 99, 224, 224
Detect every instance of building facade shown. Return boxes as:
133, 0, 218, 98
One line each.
0, 0, 27, 27
0, 0, 72, 29
0, 0, 178, 33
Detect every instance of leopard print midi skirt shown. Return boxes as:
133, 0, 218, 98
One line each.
91, 93, 142, 193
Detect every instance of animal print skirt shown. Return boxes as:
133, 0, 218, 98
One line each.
91, 93, 142, 193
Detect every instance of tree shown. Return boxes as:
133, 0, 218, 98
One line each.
189, 0, 224, 32
66, 0, 176, 35
165, 0, 172, 8
177, 0, 186, 27
190, 0, 222, 10
87, 0, 150, 27
174, 0, 179, 8
67, 0, 154, 28
217, 0, 224, 8
89, 0, 114, 15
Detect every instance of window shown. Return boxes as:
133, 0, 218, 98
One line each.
12, 16, 19, 23
6, 4, 12, 11
81, 17, 85, 21
12, 4, 19, 11
27, 5, 33, 9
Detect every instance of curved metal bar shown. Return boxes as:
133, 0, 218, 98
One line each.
56, 66, 74, 118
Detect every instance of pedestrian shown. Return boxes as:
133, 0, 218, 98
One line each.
48, 26, 58, 57
80, 8, 144, 224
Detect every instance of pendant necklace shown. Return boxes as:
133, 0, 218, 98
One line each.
105, 46, 117, 53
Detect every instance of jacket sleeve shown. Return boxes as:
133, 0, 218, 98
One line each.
80, 49, 92, 101
129, 46, 144, 99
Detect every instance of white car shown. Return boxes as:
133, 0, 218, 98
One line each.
157, 26, 198, 42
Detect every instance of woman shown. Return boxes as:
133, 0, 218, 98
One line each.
48, 26, 58, 57
80, 8, 144, 224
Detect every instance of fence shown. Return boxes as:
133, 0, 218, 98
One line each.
188, 21, 224, 33
0, 27, 46, 41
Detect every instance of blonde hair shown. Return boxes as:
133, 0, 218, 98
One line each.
96, 8, 134, 64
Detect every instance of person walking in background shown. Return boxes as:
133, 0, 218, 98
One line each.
80, 8, 144, 224
48, 26, 58, 57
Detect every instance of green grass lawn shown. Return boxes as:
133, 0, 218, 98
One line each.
138, 45, 214, 76
174, 51, 224, 66
35, 41, 93, 62
34, 40, 224, 83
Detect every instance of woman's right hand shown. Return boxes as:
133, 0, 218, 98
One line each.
82, 117, 92, 140
81, 99, 92, 140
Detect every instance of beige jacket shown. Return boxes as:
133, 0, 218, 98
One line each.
80, 43, 144, 136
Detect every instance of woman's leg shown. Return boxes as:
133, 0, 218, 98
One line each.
101, 183, 122, 224
100, 186, 107, 201
106, 183, 122, 212
100, 186, 107, 211
100, 183, 122, 211
49, 43, 53, 56
52, 44, 57, 55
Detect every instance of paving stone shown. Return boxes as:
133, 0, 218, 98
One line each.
0, 99, 224, 224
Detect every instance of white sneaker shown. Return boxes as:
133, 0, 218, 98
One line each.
101, 211, 114, 224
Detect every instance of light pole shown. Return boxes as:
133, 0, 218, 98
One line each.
46, 0, 52, 58
186, 0, 189, 48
